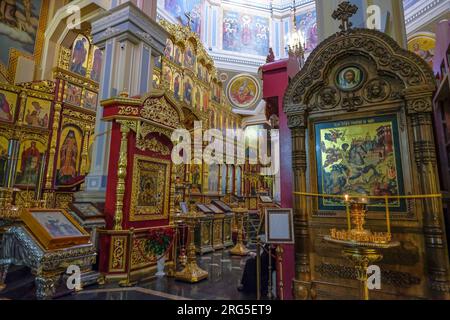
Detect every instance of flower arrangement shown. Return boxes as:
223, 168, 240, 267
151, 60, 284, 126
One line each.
144, 227, 175, 257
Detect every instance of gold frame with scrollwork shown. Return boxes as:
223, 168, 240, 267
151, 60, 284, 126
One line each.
130, 155, 171, 222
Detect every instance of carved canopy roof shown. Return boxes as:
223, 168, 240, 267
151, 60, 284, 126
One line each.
283, 27, 436, 118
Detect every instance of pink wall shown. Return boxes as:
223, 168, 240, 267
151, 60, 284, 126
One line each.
433, 20, 450, 76
261, 59, 295, 300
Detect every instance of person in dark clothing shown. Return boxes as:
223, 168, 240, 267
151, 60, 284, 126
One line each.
238, 243, 276, 296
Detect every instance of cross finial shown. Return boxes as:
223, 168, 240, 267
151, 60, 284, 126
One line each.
185, 11, 194, 30
332, 1, 358, 32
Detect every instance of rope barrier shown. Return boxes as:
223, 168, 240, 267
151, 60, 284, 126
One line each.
293, 192, 442, 200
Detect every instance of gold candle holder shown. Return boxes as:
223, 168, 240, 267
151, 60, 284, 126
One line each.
230, 207, 249, 256
175, 211, 209, 283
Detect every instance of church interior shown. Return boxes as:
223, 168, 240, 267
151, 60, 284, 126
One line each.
0, 0, 450, 302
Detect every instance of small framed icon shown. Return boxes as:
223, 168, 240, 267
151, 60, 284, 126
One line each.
336, 66, 365, 91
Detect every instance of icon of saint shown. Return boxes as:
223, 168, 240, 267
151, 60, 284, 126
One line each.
57, 130, 78, 185
0, 93, 13, 121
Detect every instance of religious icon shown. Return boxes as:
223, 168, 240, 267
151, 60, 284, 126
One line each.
33, 212, 82, 237
315, 115, 406, 211
21, 209, 90, 250
163, 66, 172, 87
64, 83, 82, 106
227, 74, 260, 109
0, 137, 8, 186
164, 39, 173, 59
223, 10, 269, 56
180, 202, 188, 214
408, 34, 436, 67
227, 165, 234, 193
221, 165, 227, 195
184, 78, 193, 105
235, 166, 242, 196
70, 35, 89, 76
69, 202, 104, 220
197, 64, 203, 80
202, 90, 209, 110
16, 141, 43, 186
208, 164, 219, 193
174, 46, 182, 65
24, 99, 50, 129
195, 88, 201, 109
191, 164, 202, 193
336, 66, 364, 91
0, 90, 15, 122
184, 44, 195, 69
0, 0, 42, 67
174, 74, 181, 100
90, 47, 103, 82
130, 156, 171, 221
84, 90, 98, 111
56, 129, 79, 185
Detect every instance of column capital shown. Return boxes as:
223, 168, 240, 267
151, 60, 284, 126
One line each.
91, 1, 169, 55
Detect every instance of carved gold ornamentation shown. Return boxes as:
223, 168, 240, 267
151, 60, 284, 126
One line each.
136, 137, 170, 155
109, 236, 127, 272
131, 238, 155, 269
58, 46, 71, 70
138, 122, 172, 140
118, 106, 140, 116
54, 193, 73, 209
141, 98, 180, 128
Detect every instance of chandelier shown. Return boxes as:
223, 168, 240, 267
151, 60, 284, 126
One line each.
286, 0, 306, 61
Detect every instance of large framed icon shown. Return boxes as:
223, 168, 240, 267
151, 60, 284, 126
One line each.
315, 114, 406, 212
264, 208, 294, 244
21, 209, 91, 250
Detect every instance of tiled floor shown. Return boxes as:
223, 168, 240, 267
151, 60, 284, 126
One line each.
0, 250, 257, 300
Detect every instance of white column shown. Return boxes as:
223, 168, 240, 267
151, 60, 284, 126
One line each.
78, 1, 168, 202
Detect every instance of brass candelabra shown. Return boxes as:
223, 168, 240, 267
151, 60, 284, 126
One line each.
230, 207, 249, 256
174, 181, 208, 283
324, 197, 400, 300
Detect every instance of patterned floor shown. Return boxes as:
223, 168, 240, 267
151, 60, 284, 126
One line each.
0, 250, 257, 300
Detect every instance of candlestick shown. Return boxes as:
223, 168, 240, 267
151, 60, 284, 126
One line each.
385, 196, 391, 234
345, 195, 351, 231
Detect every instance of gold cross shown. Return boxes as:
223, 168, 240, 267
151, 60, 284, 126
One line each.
332, 1, 359, 32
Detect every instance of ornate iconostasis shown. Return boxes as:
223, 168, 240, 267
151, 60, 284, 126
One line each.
154, 20, 245, 198
157, 0, 318, 113
0, 28, 100, 209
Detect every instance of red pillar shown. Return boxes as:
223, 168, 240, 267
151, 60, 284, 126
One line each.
261, 59, 296, 300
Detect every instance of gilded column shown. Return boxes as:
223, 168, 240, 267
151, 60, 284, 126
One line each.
406, 89, 450, 299
287, 111, 313, 300
79, 126, 91, 175
114, 122, 130, 231
45, 103, 62, 189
